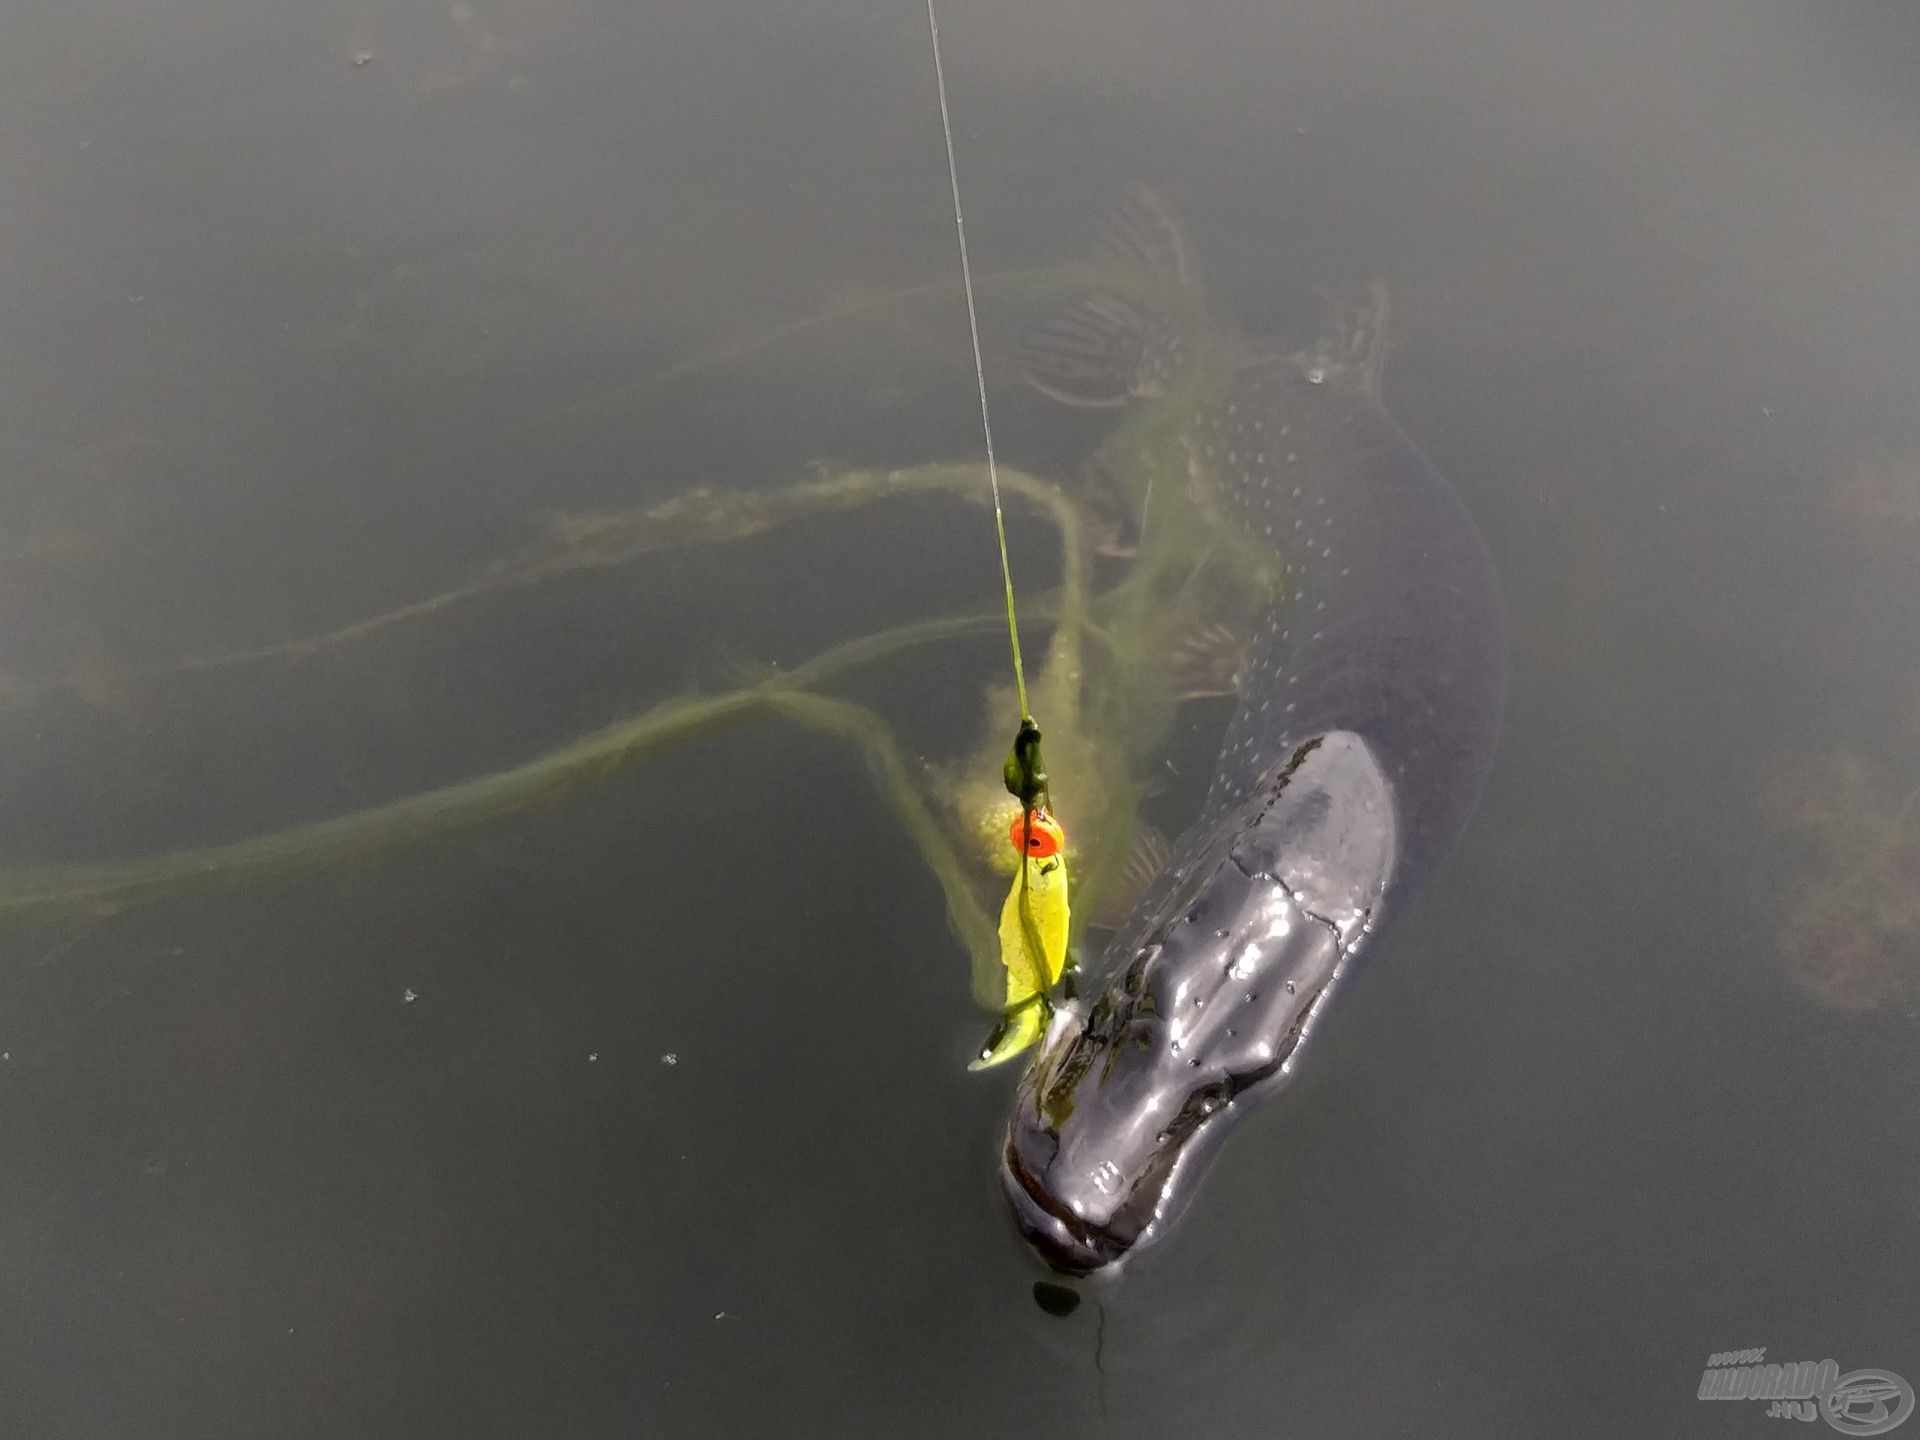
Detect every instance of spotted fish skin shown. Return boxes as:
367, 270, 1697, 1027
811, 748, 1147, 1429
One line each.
1001, 206, 1508, 1275
1184, 348, 1508, 888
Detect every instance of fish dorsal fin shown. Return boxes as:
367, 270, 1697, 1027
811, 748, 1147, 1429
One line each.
1098, 183, 1200, 288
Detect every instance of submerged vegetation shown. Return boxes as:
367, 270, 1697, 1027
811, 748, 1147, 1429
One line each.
1755, 454, 1920, 1016
1761, 752, 1920, 1014
0, 250, 1282, 1015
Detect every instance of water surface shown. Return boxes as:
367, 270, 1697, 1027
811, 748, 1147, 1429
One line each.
2, 1, 1917, 1435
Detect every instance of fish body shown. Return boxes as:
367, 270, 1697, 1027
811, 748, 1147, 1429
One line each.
999, 195, 1508, 1273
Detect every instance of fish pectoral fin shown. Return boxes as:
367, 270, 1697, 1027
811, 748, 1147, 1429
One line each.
968, 995, 1050, 1071
1098, 183, 1200, 287
1167, 621, 1248, 701
1085, 821, 1172, 930
1022, 187, 1204, 407
1020, 293, 1155, 408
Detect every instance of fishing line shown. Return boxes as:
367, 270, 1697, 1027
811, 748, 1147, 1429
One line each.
924, 0, 1064, 1061
922, 0, 1030, 725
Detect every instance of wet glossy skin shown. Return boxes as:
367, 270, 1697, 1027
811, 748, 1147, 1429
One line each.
1000, 350, 1508, 1274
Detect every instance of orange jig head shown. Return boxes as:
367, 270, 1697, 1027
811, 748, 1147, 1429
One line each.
1009, 809, 1066, 860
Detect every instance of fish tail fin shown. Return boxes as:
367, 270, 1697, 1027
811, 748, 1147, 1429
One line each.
1020, 185, 1201, 408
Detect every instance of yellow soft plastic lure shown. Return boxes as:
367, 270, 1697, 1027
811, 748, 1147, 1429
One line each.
970, 808, 1071, 1070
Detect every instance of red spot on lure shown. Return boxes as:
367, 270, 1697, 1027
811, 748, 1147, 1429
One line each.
1010, 810, 1065, 859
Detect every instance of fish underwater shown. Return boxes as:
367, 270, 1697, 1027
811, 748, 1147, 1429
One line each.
999, 189, 1510, 1275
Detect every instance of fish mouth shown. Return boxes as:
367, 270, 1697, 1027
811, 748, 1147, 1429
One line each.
999, 1142, 1131, 1276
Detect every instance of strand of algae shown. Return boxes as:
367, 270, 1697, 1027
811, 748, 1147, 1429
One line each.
0, 607, 1014, 967
0, 255, 1227, 1005
0, 460, 1093, 1005
7, 252, 1177, 711
4, 463, 1085, 709
492, 261, 1138, 445
759, 690, 1004, 1007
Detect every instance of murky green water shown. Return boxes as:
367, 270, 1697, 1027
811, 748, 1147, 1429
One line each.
2, 1, 1916, 1435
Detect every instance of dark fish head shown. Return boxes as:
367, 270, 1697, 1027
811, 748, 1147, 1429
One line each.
1005, 188, 1507, 1274
1000, 734, 1397, 1274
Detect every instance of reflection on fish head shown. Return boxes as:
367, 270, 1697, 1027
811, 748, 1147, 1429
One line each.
999, 733, 1397, 1274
